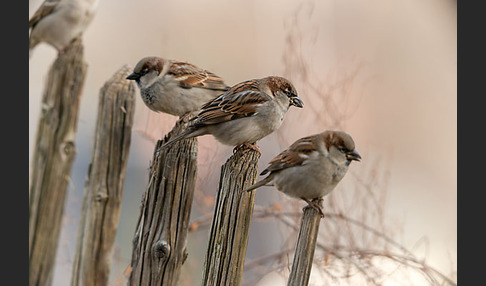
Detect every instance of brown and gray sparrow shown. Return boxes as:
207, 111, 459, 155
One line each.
29, 0, 99, 58
126, 57, 230, 117
161, 76, 304, 152
245, 130, 361, 216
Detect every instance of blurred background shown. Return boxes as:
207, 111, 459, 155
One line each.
29, 0, 456, 285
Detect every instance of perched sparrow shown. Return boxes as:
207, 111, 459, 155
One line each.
126, 57, 230, 116
161, 76, 304, 152
245, 130, 361, 216
29, 0, 99, 57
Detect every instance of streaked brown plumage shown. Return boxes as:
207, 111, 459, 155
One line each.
161, 76, 304, 151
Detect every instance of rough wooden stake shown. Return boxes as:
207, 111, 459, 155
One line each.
287, 201, 323, 286
128, 116, 198, 286
29, 37, 87, 286
202, 148, 260, 286
70, 65, 136, 286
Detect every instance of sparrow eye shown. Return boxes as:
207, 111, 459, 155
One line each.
284, 88, 294, 97
140, 68, 149, 75
339, 146, 348, 153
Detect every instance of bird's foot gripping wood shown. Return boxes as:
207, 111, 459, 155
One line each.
301, 197, 324, 218
233, 142, 261, 156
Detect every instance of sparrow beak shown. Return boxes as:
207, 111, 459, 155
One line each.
346, 150, 361, 162
126, 72, 141, 80
290, 96, 304, 108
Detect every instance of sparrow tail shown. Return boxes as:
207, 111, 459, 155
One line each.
244, 176, 273, 192
160, 127, 205, 149
160, 132, 190, 149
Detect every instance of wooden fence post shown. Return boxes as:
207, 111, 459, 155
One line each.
287, 201, 323, 286
70, 65, 136, 286
29, 37, 87, 286
202, 148, 260, 286
128, 116, 198, 286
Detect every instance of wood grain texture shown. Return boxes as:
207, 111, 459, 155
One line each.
29, 37, 87, 286
202, 147, 260, 286
287, 201, 323, 286
70, 65, 136, 286
128, 116, 198, 286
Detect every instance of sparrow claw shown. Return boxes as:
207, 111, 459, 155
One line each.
301, 197, 324, 218
233, 142, 261, 156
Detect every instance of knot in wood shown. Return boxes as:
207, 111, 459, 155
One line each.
182, 248, 188, 264
41, 103, 53, 115
62, 141, 75, 156
153, 240, 170, 259
95, 191, 109, 202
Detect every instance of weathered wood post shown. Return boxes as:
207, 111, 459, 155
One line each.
128, 116, 198, 286
70, 65, 136, 286
202, 148, 260, 286
287, 200, 323, 286
29, 37, 87, 286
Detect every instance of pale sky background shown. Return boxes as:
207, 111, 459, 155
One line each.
29, 0, 456, 285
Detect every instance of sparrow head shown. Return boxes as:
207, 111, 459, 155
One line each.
322, 130, 361, 165
127, 57, 167, 88
264, 76, 304, 108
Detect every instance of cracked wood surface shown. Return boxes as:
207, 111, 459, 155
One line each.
128, 116, 198, 286
29, 37, 87, 286
70, 65, 136, 286
287, 201, 323, 286
202, 147, 260, 286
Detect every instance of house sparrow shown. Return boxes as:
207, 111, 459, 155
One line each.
245, 130, 361, 216
160, 76, 304, 152
126, 57, 230, 117
29, 0, 99, 58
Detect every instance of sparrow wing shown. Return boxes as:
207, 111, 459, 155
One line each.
261, 135, 318, 175
190, 79, 270, 128
29, 0, 61, 28
169, 61, 229, 91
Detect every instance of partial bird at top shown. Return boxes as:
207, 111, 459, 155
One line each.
29, 0, 99, 58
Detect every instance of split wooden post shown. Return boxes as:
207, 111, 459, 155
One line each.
287, 201, 323, 286
70, 65, 136, 286
128, 116, 198, 286
29, 37, 87, 286
202, 148, 260, 286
